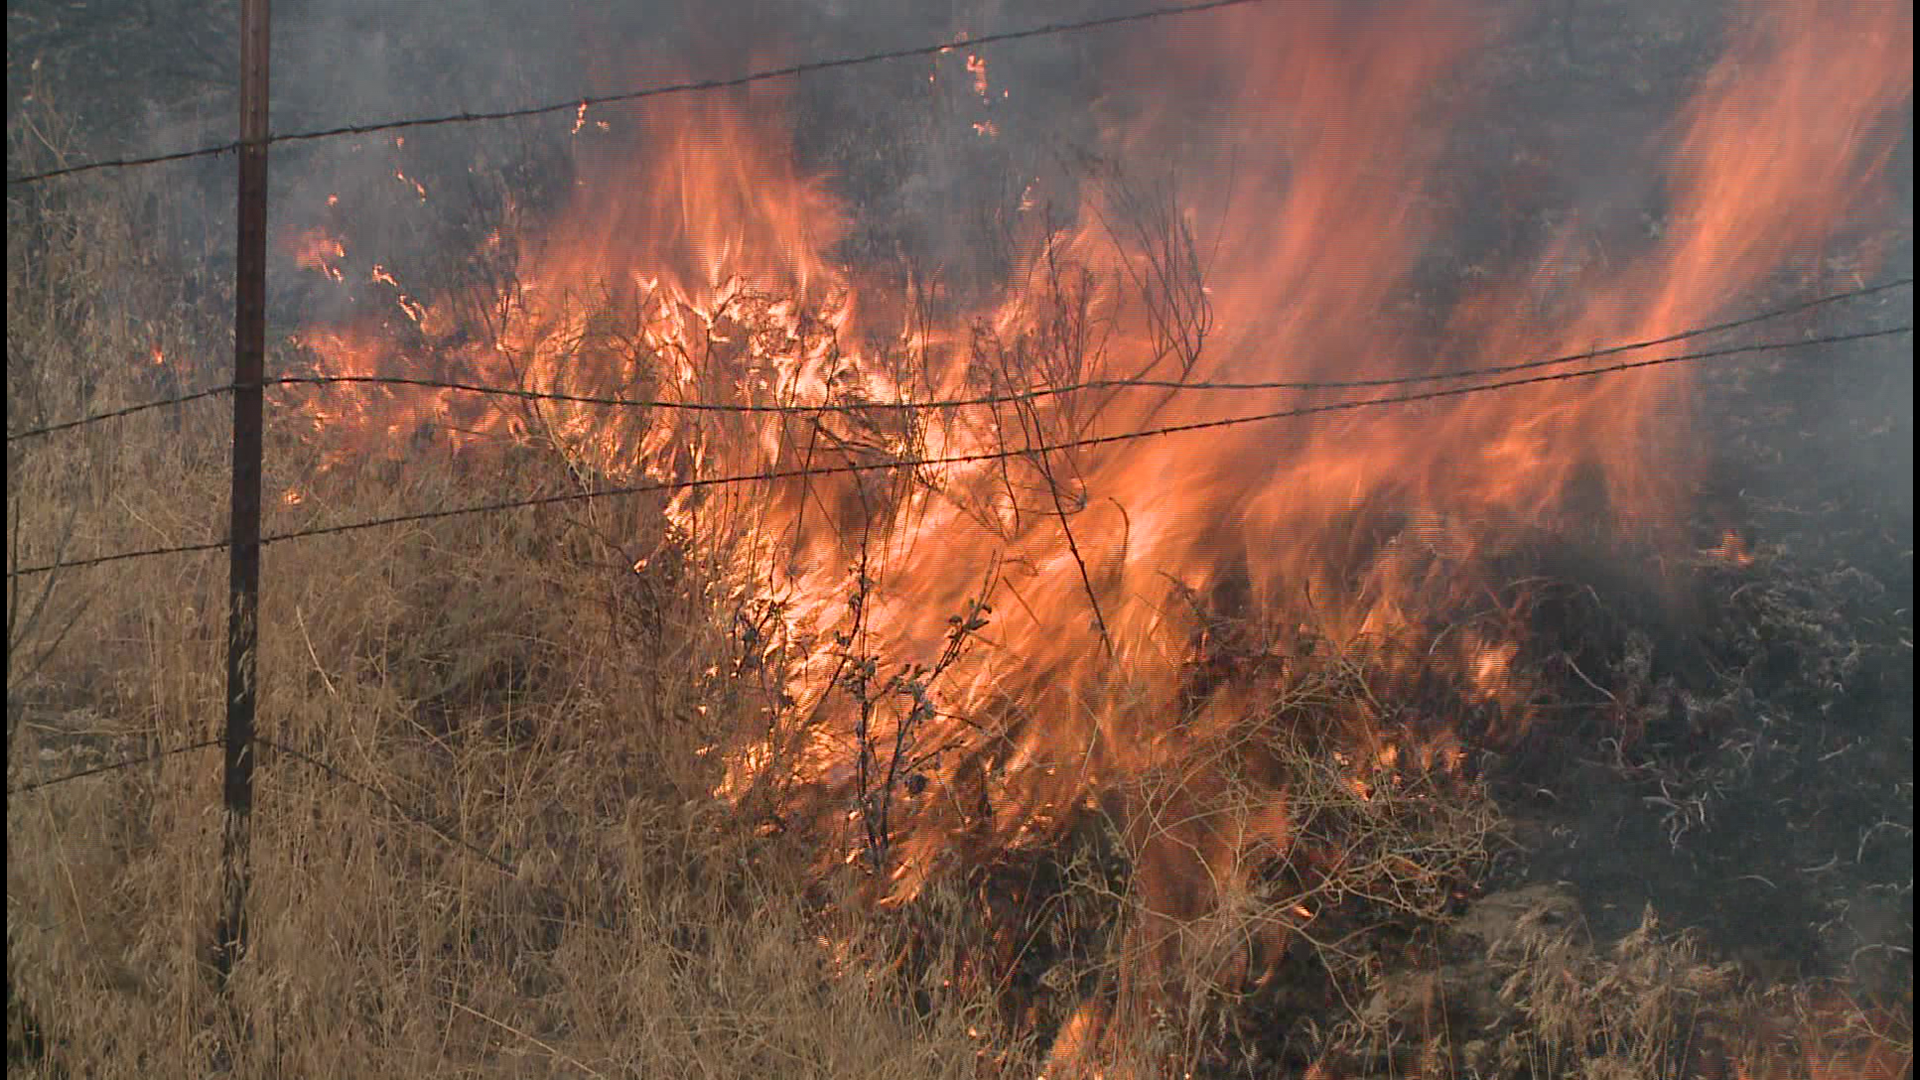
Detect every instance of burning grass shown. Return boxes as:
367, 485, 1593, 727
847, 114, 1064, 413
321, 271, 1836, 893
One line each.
11, 178, 1909, 1080
9, 0, 1913, 1076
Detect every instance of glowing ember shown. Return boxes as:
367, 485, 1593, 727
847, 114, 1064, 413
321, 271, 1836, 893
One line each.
291, 227, 347, 282
966, 53, 989, 98
1705, 529, 1755, 567
395, 169, 427, 200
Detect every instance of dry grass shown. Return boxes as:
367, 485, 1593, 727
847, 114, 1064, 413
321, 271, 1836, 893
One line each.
6, 160, 991, 1078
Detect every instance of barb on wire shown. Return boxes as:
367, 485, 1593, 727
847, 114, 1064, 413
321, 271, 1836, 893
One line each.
11, 277, 1907, 444
7, 0, 1269, 186
8, 534, 232, 576
8, 323, 1906, 580
7, 384, 236, 443
255, 737, 517, 875
8, 737, 222, 794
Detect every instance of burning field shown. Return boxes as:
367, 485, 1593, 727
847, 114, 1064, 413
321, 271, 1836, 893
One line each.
7, 0, 1913, 1076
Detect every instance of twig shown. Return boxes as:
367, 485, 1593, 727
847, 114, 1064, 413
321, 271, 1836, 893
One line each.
447, 999, 608, 1080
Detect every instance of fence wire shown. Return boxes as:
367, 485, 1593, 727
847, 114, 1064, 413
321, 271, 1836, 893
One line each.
7, 738, 223, 794
6, 0, 1273, 186
255, 738, 519, 875
10, 276, 1910, 445
8, 323, 1907, 580
8, 734, 517, 875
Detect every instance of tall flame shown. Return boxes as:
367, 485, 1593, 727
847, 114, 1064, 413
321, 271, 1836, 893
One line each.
290, 0, 1909, 1034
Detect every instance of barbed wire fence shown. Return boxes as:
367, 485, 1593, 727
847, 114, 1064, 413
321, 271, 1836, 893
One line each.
3, 321, 1911, 582
4, 0, 1913, 1040
8, 275, 1912, 446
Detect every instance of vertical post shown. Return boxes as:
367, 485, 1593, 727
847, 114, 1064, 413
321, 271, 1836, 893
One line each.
217, 0, 270, 986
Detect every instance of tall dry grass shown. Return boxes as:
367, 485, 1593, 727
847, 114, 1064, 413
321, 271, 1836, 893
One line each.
7, 139, 997, 1078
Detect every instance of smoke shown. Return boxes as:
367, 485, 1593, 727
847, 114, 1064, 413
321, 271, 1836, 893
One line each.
236, 0, 1115, 336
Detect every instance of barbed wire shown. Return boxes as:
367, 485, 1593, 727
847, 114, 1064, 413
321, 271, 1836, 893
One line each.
8, 323, 1906, 580
5, 0, 1271, 187
255, 737, 518, 875
7, 384, 236, 442
10, 277, 1909, 444
7, 733, 517, 873
256, 275, 1920, 404
7, 738, 222, 794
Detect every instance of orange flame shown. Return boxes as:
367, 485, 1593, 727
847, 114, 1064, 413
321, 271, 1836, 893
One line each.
395, 169, 427, 201
1705, 530, 1755, 567
966, 53, 989, 99
290, 226, 347, 282
289, 0, 1910, 1031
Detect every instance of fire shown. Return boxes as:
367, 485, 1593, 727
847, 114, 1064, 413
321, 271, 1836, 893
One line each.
966, 53, 989, 99
288, 0, 1910, 1052
1706, 529, 1755, 567
394, 169, 427, 201
570, 102, 610, 135
290, 226, 347, 282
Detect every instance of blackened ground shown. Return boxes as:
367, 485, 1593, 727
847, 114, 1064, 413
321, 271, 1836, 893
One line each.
1460, 0, 1914, 1014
